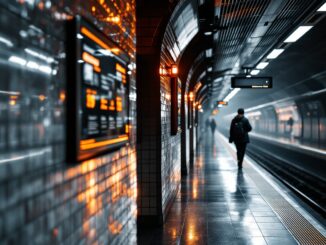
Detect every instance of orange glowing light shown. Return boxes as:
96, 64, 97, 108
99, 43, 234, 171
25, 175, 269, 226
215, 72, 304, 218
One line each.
82, 52, 100, 67
212, 109, 219, 115
125, 124, 130, 134
39, 95, 46, 101
111, 48, 120, 53
218, 101, 228, 105
9, 100, 16, 106
94, 65, 101, 73
38, 1, 44, 10
159, 64, 178, 77
86, 89, 97, 109
189, 92, 194, 101
159, 66, 166, 76
80, 139, 96, 145
109, 100, 115, 111
59, 91, 66, 102
106, 16, 120, 23
194, 82, 202, 92
116, 63, 126, 74
108, 221, 123, 235
80, 135, 128, 150
188, 230, 194, 241
116, 96, 123, 112
171, 64, 178, 76
81, 27, 119, 55
116, 63, 127, 83
100, 98, 109, 110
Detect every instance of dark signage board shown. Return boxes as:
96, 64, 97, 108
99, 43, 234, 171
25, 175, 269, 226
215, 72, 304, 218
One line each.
171, 78, 182, 135
231, 77, 272, 88
66, 16, 129, 162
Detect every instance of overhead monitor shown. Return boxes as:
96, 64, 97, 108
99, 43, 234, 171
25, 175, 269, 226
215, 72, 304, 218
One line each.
66, 16, 129, 162
231, 77, 272, 88
217, 101, 228, 106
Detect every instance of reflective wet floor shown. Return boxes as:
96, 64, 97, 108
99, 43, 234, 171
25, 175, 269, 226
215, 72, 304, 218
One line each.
137, 134, 298, 245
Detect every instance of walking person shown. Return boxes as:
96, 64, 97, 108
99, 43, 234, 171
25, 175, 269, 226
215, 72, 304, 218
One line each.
205, 118, 210, 133
210, 118, 217, 137
229, 108, 252, 168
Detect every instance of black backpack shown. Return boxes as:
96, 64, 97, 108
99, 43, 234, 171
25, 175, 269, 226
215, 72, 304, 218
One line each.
233, 119, 245, 139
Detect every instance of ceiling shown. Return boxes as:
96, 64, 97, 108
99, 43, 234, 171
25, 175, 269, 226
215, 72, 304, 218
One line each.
218, 15, 326, 117
163, 0, 325, 110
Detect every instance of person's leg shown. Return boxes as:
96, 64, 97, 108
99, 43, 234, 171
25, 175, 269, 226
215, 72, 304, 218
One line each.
238, 143, 247, 167
235, 143, 241, 167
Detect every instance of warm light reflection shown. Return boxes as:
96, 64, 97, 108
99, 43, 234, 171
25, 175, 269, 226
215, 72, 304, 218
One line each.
172, 228, 177, 238
212, 109, 219, 115
192, 178, 198, 199
39, 94, 46, 101
185, 223, 200, 243
108, 220, 123, 234
74, 151, 137, 240
9, 99, 16, 106
59, 91, 66, 102
196, 156, 204, 169
189, 92, 194, 101
188, 227, 194, 241
80, 135, 128, 150
194, 82, 202, 92
106, 16, 121, 23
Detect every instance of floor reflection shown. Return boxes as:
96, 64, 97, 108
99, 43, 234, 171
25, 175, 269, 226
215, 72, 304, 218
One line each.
138, 135, 297, 245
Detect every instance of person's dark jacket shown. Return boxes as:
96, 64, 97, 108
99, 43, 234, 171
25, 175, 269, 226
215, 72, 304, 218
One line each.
229, 116, 252, 143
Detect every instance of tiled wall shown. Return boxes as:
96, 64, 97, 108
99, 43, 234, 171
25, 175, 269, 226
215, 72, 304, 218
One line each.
0, 1, 136, 244
160, 74, 181, 216
136, 0, 182, 224
160, 34, 181, 219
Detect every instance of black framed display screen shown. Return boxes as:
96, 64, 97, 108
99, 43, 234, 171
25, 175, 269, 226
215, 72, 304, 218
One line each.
66, 16, 129, 162
231, 77, 273, 88
171, 78, 181, 135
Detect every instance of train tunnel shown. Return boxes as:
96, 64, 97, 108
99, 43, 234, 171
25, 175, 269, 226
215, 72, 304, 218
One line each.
0, 0, 325, 244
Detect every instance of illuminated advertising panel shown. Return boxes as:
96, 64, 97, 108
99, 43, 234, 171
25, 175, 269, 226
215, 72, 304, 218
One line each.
66, 16, 129, 162
231, 77, 273, 88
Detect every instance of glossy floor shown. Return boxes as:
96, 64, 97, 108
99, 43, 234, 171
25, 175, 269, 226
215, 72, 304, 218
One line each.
137, 133, 298, 245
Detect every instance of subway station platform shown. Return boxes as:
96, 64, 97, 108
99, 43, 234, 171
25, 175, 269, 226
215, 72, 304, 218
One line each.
138, 132, 326, 245
1, 1, 326, 244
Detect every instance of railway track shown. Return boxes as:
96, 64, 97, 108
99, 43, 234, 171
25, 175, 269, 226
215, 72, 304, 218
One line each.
247, 141, 326, 217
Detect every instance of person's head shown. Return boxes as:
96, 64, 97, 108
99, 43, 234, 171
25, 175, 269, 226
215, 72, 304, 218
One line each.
237, 108, 244, 117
